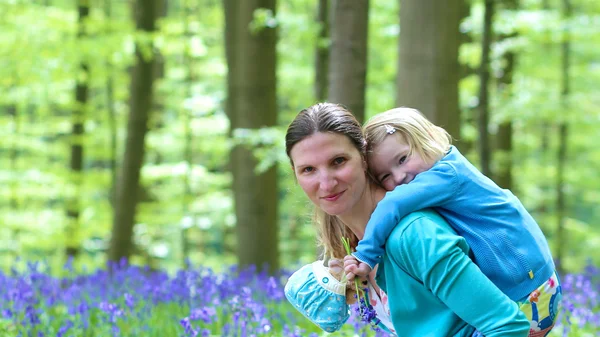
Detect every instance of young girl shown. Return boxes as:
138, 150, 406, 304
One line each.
345, 107, 562, 337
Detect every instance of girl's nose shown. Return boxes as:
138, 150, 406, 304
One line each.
393, 171, 405, 186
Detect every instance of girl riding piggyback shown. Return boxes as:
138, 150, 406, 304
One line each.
344, 107, 562, 337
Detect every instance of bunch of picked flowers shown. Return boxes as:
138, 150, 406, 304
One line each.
341, 237, 381, 331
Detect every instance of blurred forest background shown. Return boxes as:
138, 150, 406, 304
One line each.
1, 0, 599, 276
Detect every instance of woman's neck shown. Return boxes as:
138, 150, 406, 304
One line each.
338, 182, 386, 240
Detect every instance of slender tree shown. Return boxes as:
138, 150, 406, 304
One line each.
396, 0, 463, 141
313, 0, 328, 259
224, 0, 238, 123
8, 104, 18, 210
65, 0, 90, 258
181, 0, 195, 267
494, 0, 518, 190
314, 0, 329, 102
477, 0, 494, 177
104, 0, 118, 208
108, 0, 158, 263
224, 0, 279, 272
537, 0, 553, 217
8, 102, 20, 259
328, 0, 369, 122
555, 0, 572, 274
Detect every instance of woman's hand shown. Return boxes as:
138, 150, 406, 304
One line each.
345, 278, 359, 304
327, 258, 344, 281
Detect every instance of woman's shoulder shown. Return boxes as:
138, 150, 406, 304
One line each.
397, 208, 447, 227
389, 209, 460, 243
386, 209, 468, 261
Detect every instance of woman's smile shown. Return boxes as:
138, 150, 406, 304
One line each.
322, 190, 346, 202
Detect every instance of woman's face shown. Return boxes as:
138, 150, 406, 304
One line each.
290, 132, 367, 216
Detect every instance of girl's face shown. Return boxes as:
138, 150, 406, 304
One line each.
290, 132, 367, 216
368, 134, 434, 191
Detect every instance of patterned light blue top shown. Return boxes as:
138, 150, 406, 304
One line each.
284, 261, 350, 333
354, 146, 555, 300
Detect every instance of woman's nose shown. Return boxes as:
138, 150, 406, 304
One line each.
319, 171, 338, 191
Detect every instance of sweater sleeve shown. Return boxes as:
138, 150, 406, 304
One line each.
394, 216, 529, 337
352, 162, 460, 269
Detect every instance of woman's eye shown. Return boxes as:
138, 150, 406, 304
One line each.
333, 157, 346, 165
399, 156, 407, 165
302, 167, 314, 173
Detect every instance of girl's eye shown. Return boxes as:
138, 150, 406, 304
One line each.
302, 167, 314, 173
333, 157, 346, 165
399, 156, 407, 165
380, 174, 390, 183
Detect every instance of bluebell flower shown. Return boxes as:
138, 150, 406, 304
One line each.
189, 307, 216, 324
57, 320, 73, 337
124, 293, 135, 309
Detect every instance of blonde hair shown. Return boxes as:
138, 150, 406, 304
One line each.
364, 107, 452, 165
314, 212, 359, 260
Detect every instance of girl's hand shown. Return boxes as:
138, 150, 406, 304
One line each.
343, 255, 372, 281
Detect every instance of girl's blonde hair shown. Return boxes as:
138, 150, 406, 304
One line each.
364, 107, 452, 165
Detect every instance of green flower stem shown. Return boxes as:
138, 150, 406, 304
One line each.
341, 237, 364, 304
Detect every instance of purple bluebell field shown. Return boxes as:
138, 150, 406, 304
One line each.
1, 259, 597, 336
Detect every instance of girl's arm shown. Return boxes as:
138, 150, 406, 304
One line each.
353, 162, 460, 269
395, 215, 529, 337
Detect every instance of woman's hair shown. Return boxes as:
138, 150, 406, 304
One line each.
285, 102, 364, 259
363, 107, 452, 165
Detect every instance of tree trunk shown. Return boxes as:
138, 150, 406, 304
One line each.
224, 0, 279, 272
181, 0, 195, 268
66, 1, 90, 258
555, 0, 572, 275
556, 123, 567, 274
495, 0, 517, 191
314, 0, 329, 102
477, 0, 494, 177
8, 103, 20, 259
108, 0, 157, 263
396, 0, 463, 143
328, 0, 369, 123
537, 0, 552, 217
495, 121, 513, 190
8, 106, 20, 261
9, 105, 18, 210
224, 0, 238, 123
542, 0, 550, 9
104, 0, 118, 209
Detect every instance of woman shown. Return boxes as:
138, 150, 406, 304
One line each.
285, 102, 530, 337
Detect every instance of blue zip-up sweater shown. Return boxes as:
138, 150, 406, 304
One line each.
354, 146, 555, 301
